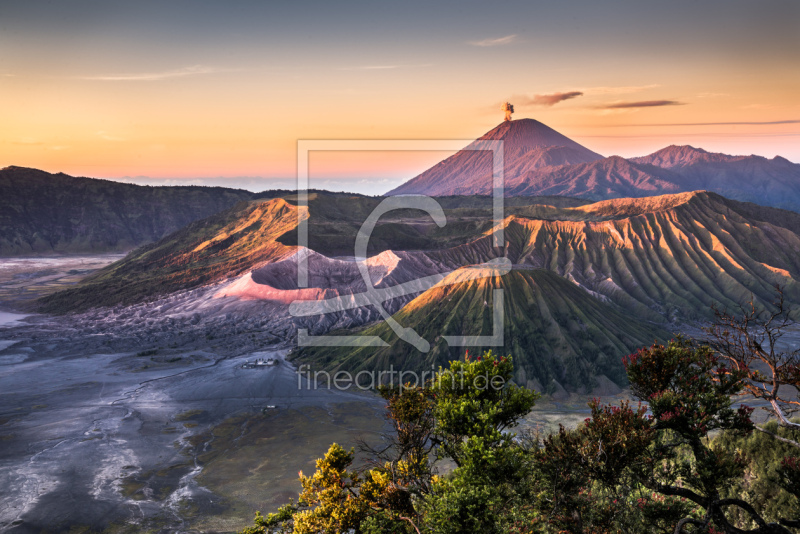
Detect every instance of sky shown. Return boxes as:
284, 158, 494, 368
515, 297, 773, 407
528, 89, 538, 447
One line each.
1, 0, 799, 194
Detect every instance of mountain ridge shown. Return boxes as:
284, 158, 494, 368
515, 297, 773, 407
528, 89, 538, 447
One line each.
386, 120, 800, 212
39, 190, 800, 326
0, 166, 257, 255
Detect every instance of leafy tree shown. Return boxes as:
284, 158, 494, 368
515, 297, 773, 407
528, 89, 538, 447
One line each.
534, 399, 692, 534
241, 341, 800, 534
240, 443, 367, 534
713, 420, 800, 528
241, 351, 538, 534
412, 351, 539, 533
429, 351, 539, 472
535, 338, 797, 533
622, 338, 774, 533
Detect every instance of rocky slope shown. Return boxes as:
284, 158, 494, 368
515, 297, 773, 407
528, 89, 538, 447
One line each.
631, 145, 800, 211
38, 197, 300, 313
41, 190, 800, 322
296, 267, 670, 393
0, 166, 256, 255
37, 193, 586, 312
499, 191, 800, 322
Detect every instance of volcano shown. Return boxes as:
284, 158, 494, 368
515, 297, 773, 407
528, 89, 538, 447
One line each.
386, 118, 603, 196
387, 120, 800, 213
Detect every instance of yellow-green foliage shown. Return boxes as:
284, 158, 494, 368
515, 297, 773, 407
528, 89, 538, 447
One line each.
293, 444, 368, 534
713, 420, 800, 525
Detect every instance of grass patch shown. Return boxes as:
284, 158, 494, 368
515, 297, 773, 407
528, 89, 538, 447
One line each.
119, 479, 147, 501
175, 409, 206, 422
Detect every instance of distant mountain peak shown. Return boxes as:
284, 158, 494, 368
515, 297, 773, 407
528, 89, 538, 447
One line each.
465, 119, 604, 161
632, 145, 723, 168
474, 118, 591, 148
662, 144, 706, 153
387, 119, 604, 196
2, 165, 41, 172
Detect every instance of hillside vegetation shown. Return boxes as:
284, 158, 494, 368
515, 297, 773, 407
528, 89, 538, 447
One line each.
296, 268, 670, 392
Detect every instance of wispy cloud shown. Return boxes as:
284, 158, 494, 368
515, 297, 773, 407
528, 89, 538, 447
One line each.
696, 92, 729, 98
81, 65, 219, 82
356, 65, 399, 70
581, 84, 659, 95
518, 91, 584, 107
469, 34, 516, 47
740, 103, 774, 110
96, 130, 126, 141
606, 119, 800, 127
598, 100, 685, 110
339, 64, 433, 71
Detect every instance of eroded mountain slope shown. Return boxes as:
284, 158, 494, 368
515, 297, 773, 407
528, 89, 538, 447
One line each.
296, 267, 670, 392
40, 191, 800, 327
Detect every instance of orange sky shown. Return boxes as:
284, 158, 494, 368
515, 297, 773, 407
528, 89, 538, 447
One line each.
2, 1, 798, 194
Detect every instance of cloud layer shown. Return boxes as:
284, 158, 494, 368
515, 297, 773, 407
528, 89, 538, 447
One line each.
610, 119, 800, 127
81, 65, 218, 82
339, 64, 433, 71
520, 91, 584, 107
469, 34, 516, 47
599, 100, 684, 109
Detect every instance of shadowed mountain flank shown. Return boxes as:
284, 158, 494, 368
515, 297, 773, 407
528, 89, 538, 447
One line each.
631, 145, 800, 211
38, 198, 299, 313
0, 166, 256, 255
497, 192, 800, 322
296, 268, 670, 393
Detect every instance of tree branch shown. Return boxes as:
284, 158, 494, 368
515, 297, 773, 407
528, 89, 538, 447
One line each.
648, 482, 708, 508
711, 498, 794, 534
675, 516, 708, 534
398, 515, 422, 534
753, 424, 800, 450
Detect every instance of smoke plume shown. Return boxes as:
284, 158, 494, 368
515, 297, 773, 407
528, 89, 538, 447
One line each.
501, 102, 514, 121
